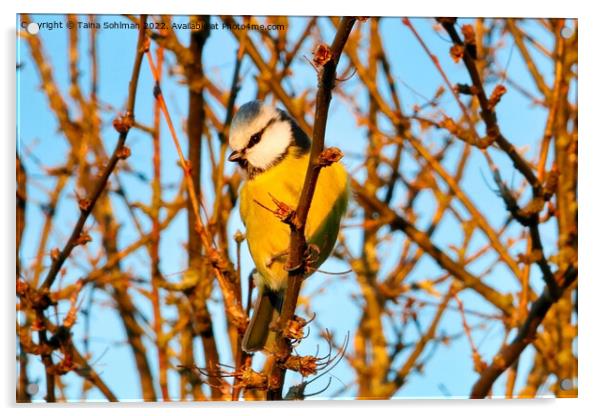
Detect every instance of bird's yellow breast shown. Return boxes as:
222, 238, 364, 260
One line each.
239, 151, 348, 290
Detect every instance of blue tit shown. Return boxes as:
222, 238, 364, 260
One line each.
228, 100, 348, 353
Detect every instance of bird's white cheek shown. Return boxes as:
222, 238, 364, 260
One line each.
246, 122, 291, 170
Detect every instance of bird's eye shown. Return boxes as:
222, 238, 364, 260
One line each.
248, 133, 262, 148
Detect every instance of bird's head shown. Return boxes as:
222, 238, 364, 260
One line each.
228, 100, 310, 176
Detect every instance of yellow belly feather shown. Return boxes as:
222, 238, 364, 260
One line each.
239, 153, 348, 290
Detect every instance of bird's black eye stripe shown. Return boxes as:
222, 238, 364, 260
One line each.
246, 116, 279, 150
248, 132, 262, 148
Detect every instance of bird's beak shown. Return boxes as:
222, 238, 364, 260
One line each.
228, 150, 244, 162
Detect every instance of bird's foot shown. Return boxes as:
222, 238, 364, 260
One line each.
283, 244, 319, 275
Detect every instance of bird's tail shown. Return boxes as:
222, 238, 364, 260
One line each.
242, 287, 284, 353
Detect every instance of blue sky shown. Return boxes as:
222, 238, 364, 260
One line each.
16, 14, 572, 401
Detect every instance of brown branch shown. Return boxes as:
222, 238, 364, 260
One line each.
39, 16, 148, 292
352, 20, 390, 397
149, 40, 170, 401
111, 286, 157, 400
17, 341, 31, 402
403, 18, 487, 148
506, 19, 552, 100
470, 267, 577, 398
454, 291, 486, 373
214, 38, 251, 402
505, 361, 519, 398
494, 171, 560, 297
148, 112, 245, 332
70, 347, 118, 402
18, 314, 119, 401
182, 15, 223, 400
177, 308, 206, 400
352, 178, 515, 316
19, 16, 151, 403
30, 160, 73, 287
67, 15, 87, 109
16, 153, 27, 279
437, 18, 542, 194
145, 38, 247, 333
266, 17, 356, 401
341, 30, 522, 279
39, 328, 56, 402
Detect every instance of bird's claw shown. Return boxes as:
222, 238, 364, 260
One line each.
283, 244, 320, 275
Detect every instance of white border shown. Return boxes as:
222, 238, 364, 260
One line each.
11, 0, 580, 18
3, 1, 600, 416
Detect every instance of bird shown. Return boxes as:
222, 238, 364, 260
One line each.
228, 100, 348, 353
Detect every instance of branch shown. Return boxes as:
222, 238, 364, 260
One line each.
506, 19, 552, 100
219, 38, 252, 402
494, 171, 560, 297
266, 16, 357, 401
352, 178, 515, 316
39, 16, 148, 291
436, 18, 542, 194
403, 18, 487, 148
470, 266, 577, 398
183, 15, 224, 400
16, 153, 27, 278
144, 39, 247, 334
149, 38, 170, 401
341, 29, 522, 278
20, 16, 149, 403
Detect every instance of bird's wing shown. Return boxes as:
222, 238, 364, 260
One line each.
305, 162, 349, 266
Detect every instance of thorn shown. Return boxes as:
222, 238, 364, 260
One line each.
336, 68, 357, 83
